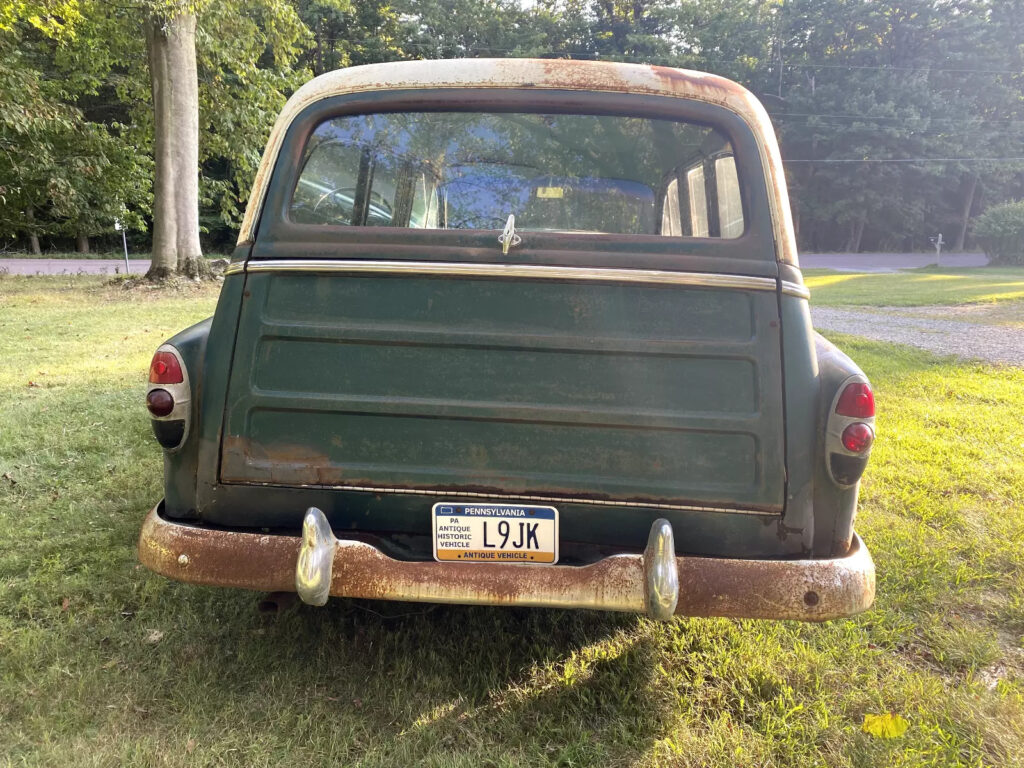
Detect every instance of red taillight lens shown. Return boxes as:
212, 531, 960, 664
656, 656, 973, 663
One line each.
835, 382, 874, 418
149, 351, 183, 384
147, 388, 175, 417
841, 422, 874, 453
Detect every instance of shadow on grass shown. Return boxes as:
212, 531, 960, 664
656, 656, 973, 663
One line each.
114, 587, 673, 762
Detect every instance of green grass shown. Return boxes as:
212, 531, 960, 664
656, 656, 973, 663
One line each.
1, 275, 1023, 767
804, 267, 1024, 307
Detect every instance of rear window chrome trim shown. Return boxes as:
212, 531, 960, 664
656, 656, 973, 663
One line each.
228, 258, 808, 297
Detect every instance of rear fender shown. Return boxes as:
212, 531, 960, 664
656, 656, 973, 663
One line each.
812, 332, 870, 555
159, 318, 211, 518
150, 243, 255, 519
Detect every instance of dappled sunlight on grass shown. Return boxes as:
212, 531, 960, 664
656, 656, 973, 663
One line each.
0, 275, 220, 390
911, 273, 971, 282
803, 267, 1024, 307
800, 272, 860, 288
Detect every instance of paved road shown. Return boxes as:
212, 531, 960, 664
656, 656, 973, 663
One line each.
801, 252, 987, 271
0, 251, 993, 277
0, 252, 990, 275
0, 258, 151, 275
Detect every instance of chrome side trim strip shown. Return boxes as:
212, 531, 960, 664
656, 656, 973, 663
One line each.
230, 259, 810, 298
232, 480, 781, 515
781, 281, 810, 299
234, 259, 784, 292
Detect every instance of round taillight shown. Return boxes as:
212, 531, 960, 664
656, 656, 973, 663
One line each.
835, 382, 875, 419
841, 422, 874, 453
149, 351, 183, 384
147, 388, 175, 417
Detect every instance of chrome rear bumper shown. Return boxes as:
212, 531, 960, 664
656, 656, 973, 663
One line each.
138, 505, 874, 621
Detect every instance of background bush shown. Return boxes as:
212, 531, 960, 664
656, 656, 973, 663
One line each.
974, 201, 1024, 265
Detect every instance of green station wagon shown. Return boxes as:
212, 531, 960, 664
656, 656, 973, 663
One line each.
139, 59, 876, 621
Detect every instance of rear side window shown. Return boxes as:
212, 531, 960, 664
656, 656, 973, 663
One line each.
290, 111, 745, 238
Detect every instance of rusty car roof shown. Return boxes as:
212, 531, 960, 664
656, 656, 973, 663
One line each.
238, 58, 797, 265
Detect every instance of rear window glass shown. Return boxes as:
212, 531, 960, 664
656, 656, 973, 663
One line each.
291, 111, 744, 238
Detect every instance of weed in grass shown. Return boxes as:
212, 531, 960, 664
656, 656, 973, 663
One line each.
0, 277, 1022, 766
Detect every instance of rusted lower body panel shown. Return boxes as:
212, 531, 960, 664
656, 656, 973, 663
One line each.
138, 506, 874, 621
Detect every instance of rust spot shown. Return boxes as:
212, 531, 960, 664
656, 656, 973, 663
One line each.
776, 519, 804, 540
648, 64, 749, 107
138, 506, 296, 593
673, 542, 873, 621
220, 435, 332, 486
220, 434, 778, 514
329, 543, 642, 609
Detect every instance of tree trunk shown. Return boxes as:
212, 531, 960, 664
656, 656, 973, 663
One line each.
145, 12, 206, 280
954, 173, 979, 252
844, 212, 866, 253
25, 208, 41, 255
75, 233, 89, 253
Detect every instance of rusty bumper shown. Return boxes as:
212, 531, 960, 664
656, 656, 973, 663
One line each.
138, 505, 874, 621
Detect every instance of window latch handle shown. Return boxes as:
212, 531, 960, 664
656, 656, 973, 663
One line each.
497, 214, 522, 255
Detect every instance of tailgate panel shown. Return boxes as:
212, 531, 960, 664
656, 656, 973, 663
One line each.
221, 271, 785, 511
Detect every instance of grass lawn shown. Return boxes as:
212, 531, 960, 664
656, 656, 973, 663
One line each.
804, 267, 1024, 307
1, 275, 1022, 767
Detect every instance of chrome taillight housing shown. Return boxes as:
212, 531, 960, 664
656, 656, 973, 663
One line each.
826, 376, 876, 486
146, 345, 191, 451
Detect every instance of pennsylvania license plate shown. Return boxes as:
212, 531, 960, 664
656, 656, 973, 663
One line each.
432, 503, 558, 564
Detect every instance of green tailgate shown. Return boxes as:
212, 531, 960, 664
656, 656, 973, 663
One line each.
219, 269, 785, 512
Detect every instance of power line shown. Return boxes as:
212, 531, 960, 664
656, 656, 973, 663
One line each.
778, 155, 1024, 162
319, 39, 1022, 75
776, 61, 1018, 75
770, 112, 1023, 125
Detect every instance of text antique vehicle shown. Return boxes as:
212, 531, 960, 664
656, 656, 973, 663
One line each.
138, 59, 876, 621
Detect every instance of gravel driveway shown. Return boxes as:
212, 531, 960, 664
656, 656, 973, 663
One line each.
801, 252, 986, 272
811, 305, 1024, 366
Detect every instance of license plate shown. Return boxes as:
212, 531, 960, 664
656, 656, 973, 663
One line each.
432, 503, 558, 564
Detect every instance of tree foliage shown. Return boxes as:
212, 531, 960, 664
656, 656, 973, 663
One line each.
1, 0, 1022, 254
0, 4, 149, 251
